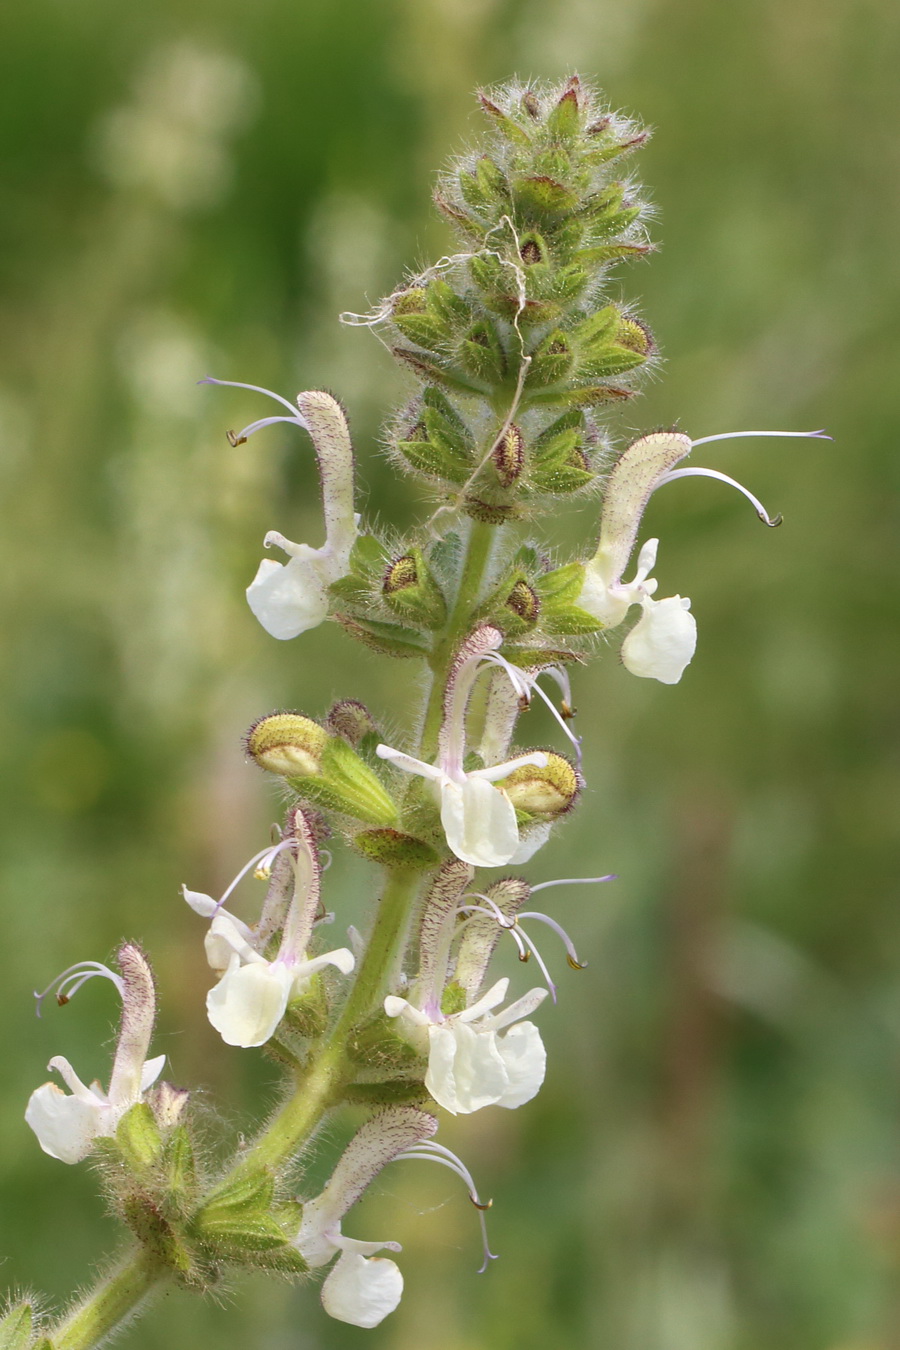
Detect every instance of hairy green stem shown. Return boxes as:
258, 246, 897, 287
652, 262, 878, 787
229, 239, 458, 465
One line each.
51, 1252, 167, 1350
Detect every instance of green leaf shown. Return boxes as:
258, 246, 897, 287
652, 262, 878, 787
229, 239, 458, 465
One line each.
349, 534, 390, 578
392, 313, 449, 351
579, 346, 648, 379
351, 829, 439, 869
396, 439, 469, 485
524, 330, 573, 388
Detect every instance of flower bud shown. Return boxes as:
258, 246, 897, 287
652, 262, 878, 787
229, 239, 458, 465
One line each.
326, 699, 379, 749
491, 424, 524, 487
247, 713, 329, 777
547, 80, 582, 138
500, 751, 582, 818
247, 714, 400, 826
382, 549, 448, 630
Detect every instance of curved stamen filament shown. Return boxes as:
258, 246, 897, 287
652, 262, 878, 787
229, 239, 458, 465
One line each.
519, 912, 587, 971
395, 1141, 498, 1273
34, 961, 124, 1018
655, 466, 782, 526
230, 413, 305, 444
459, 895, 559, 1001
529, 874, 616, 893
213, 838, 297, 916
481, 653, 583, 764
690, 428, 830, 448
199, 377, 308, 421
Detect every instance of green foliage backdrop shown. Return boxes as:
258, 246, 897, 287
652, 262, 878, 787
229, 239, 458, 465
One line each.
1, 0, 898, 1346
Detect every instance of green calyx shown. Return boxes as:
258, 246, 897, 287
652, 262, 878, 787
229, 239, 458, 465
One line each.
382, 548, 448, 630
0, 1304, 33, 1350
191, 1170, 306, 1272
247, 713, 399, 826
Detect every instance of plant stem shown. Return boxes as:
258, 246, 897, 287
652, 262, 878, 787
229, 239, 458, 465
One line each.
243, 865, 422, 1173
51, 1252, 167, 1350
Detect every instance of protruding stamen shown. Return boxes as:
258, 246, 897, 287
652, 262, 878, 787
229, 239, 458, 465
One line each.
481, 652, 583, 764
690, 429, 831, 448
394, 1141, 498, 1273
519, 911, 587, 972
34, 962, 124, 1019
233, 414, 303, 442
655, 466, 782, 526
460, 894, 558, 1001
199, 377, 309, 423
211, 837, 297, 917
529, 874, 616, 893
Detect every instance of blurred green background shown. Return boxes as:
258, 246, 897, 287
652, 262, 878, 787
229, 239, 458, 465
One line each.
1, 0, 898, 1346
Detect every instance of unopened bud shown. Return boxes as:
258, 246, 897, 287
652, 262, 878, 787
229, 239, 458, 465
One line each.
326, 699, 379, 749
247, 713, 399, 826
146, 1081, 190, 1131
382, 549, 447, 630
501, 751, 582, 818
247, 713, 328, 777
547, 82, 581, 138
500, 578, 540, 637
519, 232, 545, 265
491, 424, 524, 487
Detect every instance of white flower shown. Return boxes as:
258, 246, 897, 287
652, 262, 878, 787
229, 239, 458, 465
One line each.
205, 914, 353, 1048
385, 976, 548, 1115
580, 427, 828, 682
621, 593, 697, 683
25, 946, 165, 1165
184, 810, 354, 1048
376, 626, 550, 868
295, 1107, 438, 1328
203, 380, 358, 639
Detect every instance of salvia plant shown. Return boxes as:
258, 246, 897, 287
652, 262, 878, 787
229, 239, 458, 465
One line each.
9, 76, 826, 1346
